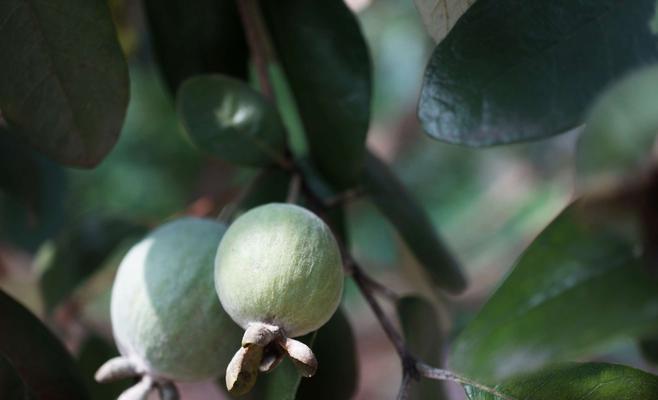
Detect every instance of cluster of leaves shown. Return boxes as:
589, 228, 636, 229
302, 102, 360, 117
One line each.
1, 0, 658, 399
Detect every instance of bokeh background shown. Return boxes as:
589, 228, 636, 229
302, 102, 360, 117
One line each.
1, 0, 651, 398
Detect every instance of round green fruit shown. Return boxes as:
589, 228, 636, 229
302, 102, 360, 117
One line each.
106, 218, 241, 386
214, 203, 344, 338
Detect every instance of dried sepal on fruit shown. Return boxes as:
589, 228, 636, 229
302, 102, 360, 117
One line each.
214, 203, 344, 395
96, 218, 242, 399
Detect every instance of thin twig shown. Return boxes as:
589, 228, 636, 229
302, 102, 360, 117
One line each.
286, 174, 301, 204
396, 372, 413, 400
416, 362, 513, 400
323, 186, 366, 207
236, 0, 274, 98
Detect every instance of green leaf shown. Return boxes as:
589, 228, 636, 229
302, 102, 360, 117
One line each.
363, 151, 466, 293
578, 65, 658, 187
0, 128, 66, 252
413, 0, 475, 43
397, 296, 448, 400
143, 0, 248, 93
450, 202, 658, 383
639, 336, 658, 366
37, 217, 146, 313
77, 335, 130, 400
177, 75, 288, 167
297, 309, 358, 400
0, 0, 129, 167
0, 289, 89, 400
463, 363, 658, 400
419, 0, 658, 146
0, 353, 31, 400
261, 0, 372, 190
251, 332, 317, 400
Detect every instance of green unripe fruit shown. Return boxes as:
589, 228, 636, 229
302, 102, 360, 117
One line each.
109, 218, 241, 383
215, 203, 344, 337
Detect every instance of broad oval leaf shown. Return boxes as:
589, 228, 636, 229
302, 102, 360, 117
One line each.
261, 0, 372, 190
464, 363, 658, 400
364, 151, 467, 293
419, 0, 658, 146
37, 217, 146, 313
413, 0, 475, 43
398, 296, 448, 400
0, 289, 88, 400
450, 202, 658, 383
177, 75, 288, 167
578, 65, 658, 187
0, 0, 129, 167
144, 0, 248, 93
297, 309, 358, 400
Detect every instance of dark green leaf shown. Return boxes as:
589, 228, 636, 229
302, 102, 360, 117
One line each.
464, 363, 658, 400
38, 217, 146, 313
0, 353, 30, 400
251, 332, 317, 400
419, 0, 658, 146
77, 335, 130, 400
261, 0, 372, 189
451, 202, 658, 383
398, 296, 448, 400
297, 309, 358, 400
0, 128, 66, 252
144, 0, 248, 93
577, 65, 658, 186
177, 75, 288, 167
0, 289, 89, 400
363, 151, 466, 293
0, 0, 129, 167
413, 0, 474, 43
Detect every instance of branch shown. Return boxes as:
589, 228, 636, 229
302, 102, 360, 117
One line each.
232, 1, 509, 399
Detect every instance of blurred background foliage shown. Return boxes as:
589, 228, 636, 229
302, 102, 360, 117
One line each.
1, 0, 655, 399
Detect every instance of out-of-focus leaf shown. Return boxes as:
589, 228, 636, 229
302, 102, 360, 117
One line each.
297, 309, 357, 400
419, 0, 658, 147
237, 169, 291, 213
67, 66, 203, 222
450, 202, 658, 383
363, 151, 466, 294
398, 296, 448, 400
37, 217, 146, 313
0, 289, 88, 400
463, 363, 658, 399
0, 353, 30, 400
261, 0, 372, 190
251, 332, 317, 400
0, 129, 66, 252
413, 0, 475, 43
77, 335, 130, 400
578, 65, 658, 187
177, 75, 288, 167
0, 0, 129, 167
143, 0, 248, 93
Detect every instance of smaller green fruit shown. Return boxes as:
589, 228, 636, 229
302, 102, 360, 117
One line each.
214, 203, 344, 395
215, 203, 344, 337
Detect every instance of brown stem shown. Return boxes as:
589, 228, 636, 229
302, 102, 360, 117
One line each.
235, 0, 275, 99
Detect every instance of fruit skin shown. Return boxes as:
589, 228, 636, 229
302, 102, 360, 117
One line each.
111, 217, 241, 381
215, 203, 344, 337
